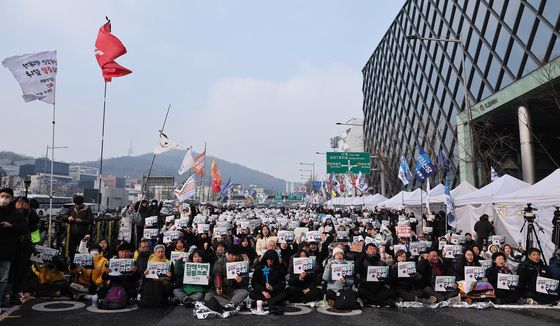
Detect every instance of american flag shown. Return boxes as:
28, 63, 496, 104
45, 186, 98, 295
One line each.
175, 175, 197, 202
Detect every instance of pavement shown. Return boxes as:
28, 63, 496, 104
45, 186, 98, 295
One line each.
2, 299, 560, 326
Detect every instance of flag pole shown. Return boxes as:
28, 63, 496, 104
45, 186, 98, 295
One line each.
143, 104, 171, 201
97, 81, 108, 211
48, 89, 56, 247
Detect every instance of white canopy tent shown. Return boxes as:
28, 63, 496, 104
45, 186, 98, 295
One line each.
493, 169, 560, 205
363, 194, 389, 209
430, 181, 478, 204
428, 183, 445, 197
377, 188, 428, 208
454, 174, 530, 206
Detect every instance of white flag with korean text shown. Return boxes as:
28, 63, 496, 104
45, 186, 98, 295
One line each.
2, 51, 57, 104
153, 132, 179, 154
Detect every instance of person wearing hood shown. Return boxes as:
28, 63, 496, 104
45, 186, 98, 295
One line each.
483, 252, 521, 304
0, 188, 28, 308
356, 243, 396, 307
482, 244, 500, 261
322, 247, 354, 307
287, 248, 322, 303
517, 248, 557, 304
250, 250, 288, 309
69, 244, 108, 296
474, 214, 494, 249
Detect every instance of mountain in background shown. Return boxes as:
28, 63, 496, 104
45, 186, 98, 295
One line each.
0, 151, 32, 162
76, 150, 287, 192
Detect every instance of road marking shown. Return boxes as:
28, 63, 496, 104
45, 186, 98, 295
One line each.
316, 305, 362, 316
32, 301, 85, 312
86, 305, 138, 313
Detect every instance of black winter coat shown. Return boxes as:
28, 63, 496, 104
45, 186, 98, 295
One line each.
0, 206, 27, 260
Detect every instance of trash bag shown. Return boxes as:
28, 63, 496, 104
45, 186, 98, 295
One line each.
193, 301, 236, 319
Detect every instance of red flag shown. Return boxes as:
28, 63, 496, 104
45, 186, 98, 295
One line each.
94, 21, 132, 82
211, 160, 221, 192
192, 147, 206, 177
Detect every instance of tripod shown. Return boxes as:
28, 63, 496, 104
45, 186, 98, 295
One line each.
520, 218, 547, 266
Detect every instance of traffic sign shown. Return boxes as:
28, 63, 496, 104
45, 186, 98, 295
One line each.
326, 152, 371, 174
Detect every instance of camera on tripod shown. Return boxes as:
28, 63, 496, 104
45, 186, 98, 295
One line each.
523, 203, 538, 221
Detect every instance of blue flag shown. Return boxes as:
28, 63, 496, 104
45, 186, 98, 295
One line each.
398, 156, 413, 186
220, 177, 233, 195
438, 150, 448, 174
415, 147, 437, 181
444, 178, 456, 229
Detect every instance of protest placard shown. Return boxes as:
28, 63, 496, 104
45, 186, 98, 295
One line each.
73, 254, 93, 269
277, 230, 295, 244
393, 244, 408, 253
170, 251, 189, 263
450, 234, 466, 245
213, 227, 228, 237
366, 266, 389, 282
438, 240, 447, 250
396, 226, 411, 238
146, 261, 170, 279
108, 258, 134, 276
143, 228, 158, 240
304, 231, 321, 243
165, 215, 175, 223
443, 245, 462, 258
479, 259, 492, 270
536, 276, 559, 296
163, 230, 182, 244
435, 276, 456, 292
183, 263, 210, 285
491, 235, 506, 246
30, 245, 59, 264
331, 263, 354, 279
174, 218, 189, 228
145, 216, 158, 227
497, 273, 519, 290
464, 266, 486, 282
422, 227, 433, 234
197, 223, 211, 233
193, 216, 206, 224
293, 257, 314, 274
409, 241, 425, 256
336, 230, 349, 240
350, 242, 363, 253
397, 261, 416, 278
364, 236, 375, 245
226, 261, 249, 279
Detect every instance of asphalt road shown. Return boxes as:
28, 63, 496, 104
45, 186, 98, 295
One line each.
2, 299, 560, 326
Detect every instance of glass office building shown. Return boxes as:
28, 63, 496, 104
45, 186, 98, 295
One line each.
362, 0, 560, 195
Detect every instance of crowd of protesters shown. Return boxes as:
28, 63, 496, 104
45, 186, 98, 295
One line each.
1, 186, 559, 316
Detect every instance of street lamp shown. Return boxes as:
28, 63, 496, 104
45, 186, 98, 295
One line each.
24, 175, 31, 197
315, 152, 326, 155
336, 122, 363, 126
299, 163, 315, 182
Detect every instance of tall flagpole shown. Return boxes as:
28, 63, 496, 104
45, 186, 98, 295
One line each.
48, 89, 56, 247
143, 104, 171, 201
98, 82, 108, 210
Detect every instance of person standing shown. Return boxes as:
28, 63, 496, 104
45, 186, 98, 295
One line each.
61, 195, 94, 260
474, 214, 494, 250
0, 188, 27, 308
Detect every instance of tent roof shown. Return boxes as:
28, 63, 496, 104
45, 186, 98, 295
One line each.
377, 188, 427, 208
430, 181, 478, 203
428, 183, 445, 197
455, 174, 529, 206
493, 169, 560, 205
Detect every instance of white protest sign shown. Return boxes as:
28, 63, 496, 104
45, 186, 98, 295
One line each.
170, 251, 189, 264
143, 228, 159, 239
197, 224, 211, 233
393, 244, 408, 253
30, 245, 59, 264
435, 276, 456, 292
491, 235, 505, 246
226, 261, 249, 279
108, 258, 134, 276
397, 261, 416, 278
174, 218, 189, 228
479, 259, 492, 270
336, 230, 349, 240
304, 231, 321, 243
464, 266, 486, 282
277, 230, 295, 244
443, 245, 462, 258
293, 257, 314, 274
183, 263, 210, 285
146, 261, 170, 279
2, 51, 57, 104
73, 254, 93, 269
145, 216, 158, 227
213, 227, 228, 237
366, 266, 389, 282
331, 263, 353, 279
450, 234, 465, 245
163, 230, 181, 244
165, 215, 175, 223
364, 236, 375, 245
409, 241, 425, 256
422, 227, 433, 234
536, 276, 559, 296
497, 273, 519, 290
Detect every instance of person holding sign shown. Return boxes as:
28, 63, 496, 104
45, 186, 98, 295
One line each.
483, 252, 521, 304
205, 245, 249, 309
68, 244, 108, 296
23, 258, 70, 300
356, 243, 396, 307
417, 250, 460, 303
287, 249, 322, 303
454, 249, 481, 281
140, 244, 174, 307
173, 249, 209, 306
249, 250, 288, 312
98, 242, 139, 309
322, 247, 355, 308
517, 248, 557, 304
390, 250, 435, 304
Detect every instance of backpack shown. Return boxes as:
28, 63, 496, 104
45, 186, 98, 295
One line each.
139, 280, 165, 308
100, 285, 128, 310
334, 288, 360, 310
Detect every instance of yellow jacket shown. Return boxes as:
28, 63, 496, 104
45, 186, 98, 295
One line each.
32, 265, 65, 284
70, 254, 108, 287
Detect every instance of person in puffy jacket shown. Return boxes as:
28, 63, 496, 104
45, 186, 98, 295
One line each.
517, 248, 557, 304
250, 250, 288, 307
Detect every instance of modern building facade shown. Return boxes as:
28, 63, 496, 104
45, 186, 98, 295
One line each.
362, 0, 560, 195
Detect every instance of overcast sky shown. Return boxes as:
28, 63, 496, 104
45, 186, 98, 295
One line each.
0, 0, 405, 182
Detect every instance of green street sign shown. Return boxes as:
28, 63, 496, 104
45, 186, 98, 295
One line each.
326, 152, 371, 174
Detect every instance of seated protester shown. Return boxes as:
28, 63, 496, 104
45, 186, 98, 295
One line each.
286, 249, 322, 303
484, 252, 521, 304
454, 249, 481, 281
503, 244, 523, 272
249, 250, 289, 310
322, 247, 355, 307
390, 250, 435, 304
482, 244, 500, 261
239, 236, 258, 265
464, 233, 476, 251
134, 239, 152, 275
141, 244, 174, 307
549, 249, 560, 281
356, 243, 396, 307
205, 245, 249, 309
99, 242, 140, 308
278, 240, 296, 270
173, 249, 209, 306
255, 225, 276, 257
98, 239, 115, 259
416, 250, 460, 303
517, 248, 557, 304
23, 257, 70, 300
472, 245, 484, 262
69, 244, 108, 296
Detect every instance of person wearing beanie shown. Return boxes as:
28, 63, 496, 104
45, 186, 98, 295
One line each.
205, 244, 249, 308
0, 187, 27, 308
322, 246, 355, 307
61, 195, 94, 261
483, 251, 521, 304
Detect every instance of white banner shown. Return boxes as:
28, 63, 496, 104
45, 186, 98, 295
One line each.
366, 265, 389, 282
183, 263, 210, 285
331, 263, 354, 279
2, 51, 57, 104
293, 257, 314, 274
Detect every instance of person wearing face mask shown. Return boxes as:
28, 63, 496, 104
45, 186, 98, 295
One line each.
69, 244, 108, 297
356, 243, 396, 307
0, 188, 27, 308
61, 195, 94, 260
10, 196, 35, 306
